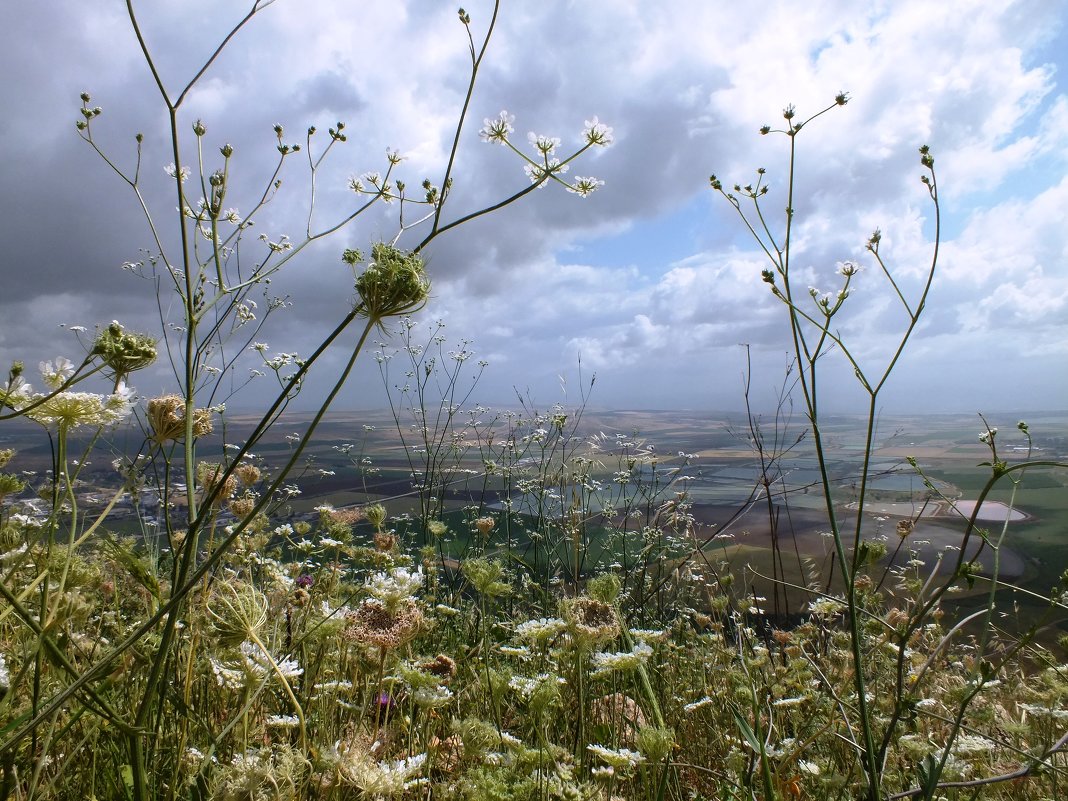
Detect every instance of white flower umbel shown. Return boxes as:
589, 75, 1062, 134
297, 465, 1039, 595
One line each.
582, 117, 614, 146
39, 357, 74, 389
513, 617, 567, 643
590, 641, 653, 678
19, 389, 134, 431
587, 743, 644, 772
366, 566, 424, 608
210, 640, 303, 690
332, 743, 427, 797
479, 110, 514, 144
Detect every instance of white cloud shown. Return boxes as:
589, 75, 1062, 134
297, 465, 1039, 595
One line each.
0, 0, 1065, 413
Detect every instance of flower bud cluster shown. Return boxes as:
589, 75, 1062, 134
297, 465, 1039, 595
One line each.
353, 244, 430, 326
91, 321, 157, 382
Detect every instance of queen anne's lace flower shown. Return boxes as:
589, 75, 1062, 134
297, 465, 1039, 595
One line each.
366, 566, 424, 607
514, 617, 567, 642
210, 641, 303, 690
587, 743, 644, 771
329, 743, 427, 796
590, 642, 653, 677
19, 388, 134, 431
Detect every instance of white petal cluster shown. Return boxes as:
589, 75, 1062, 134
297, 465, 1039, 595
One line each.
210, 641, 303, 690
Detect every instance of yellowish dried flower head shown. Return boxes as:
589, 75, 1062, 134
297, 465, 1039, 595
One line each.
228, 493, 258, 519
235, 463, 261, 486
196, 462, 237, 504
146, 395, 212, 442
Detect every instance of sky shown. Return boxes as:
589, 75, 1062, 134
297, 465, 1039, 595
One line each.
1, 0, 1066, 418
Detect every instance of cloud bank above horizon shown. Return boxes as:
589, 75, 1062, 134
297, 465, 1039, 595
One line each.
1, 0, 1065, 417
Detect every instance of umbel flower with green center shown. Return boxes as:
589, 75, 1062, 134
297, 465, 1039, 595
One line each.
90, 320, 157, 384
349, 243, 430, 328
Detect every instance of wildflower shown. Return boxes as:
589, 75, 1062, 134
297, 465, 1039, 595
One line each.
590, 641, 653, 677
524, 158, 568, 185
228, 493, 257, 518
508, 673, 565, 700
587, 744, 644, 772
636, 726, 675, 762
259, 233, 293, 253
808, 596, 845, 618
235, 463, 261, 486
527, 132, 560, 155
514, 617, 568, 643
213, 746, 304, 800
462, 558, 510, 597
314, 679, 353, 692
265, 714, 301, 729
474, 516, 495, 536
568, 176, 605, 196
210, 641, 302, 690
331, 742, 427, 796
196, 462, 238, 504
564, 596, 620, 644
419, 654, 457, 683
479, 110, 514, 144
412, 684, 453, 709
164, 163, 191, 182
146, 395, 213, 442
343, 599, 423, 651
91, 321, 157, 380
39, 357, 74, 389
582, 117, 614, 146
354, 243, 431, 325
366, 566, 424, 608
20, 389, 134, 431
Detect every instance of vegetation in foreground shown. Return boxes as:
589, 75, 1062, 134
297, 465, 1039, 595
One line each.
1, 3, 1067, 800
